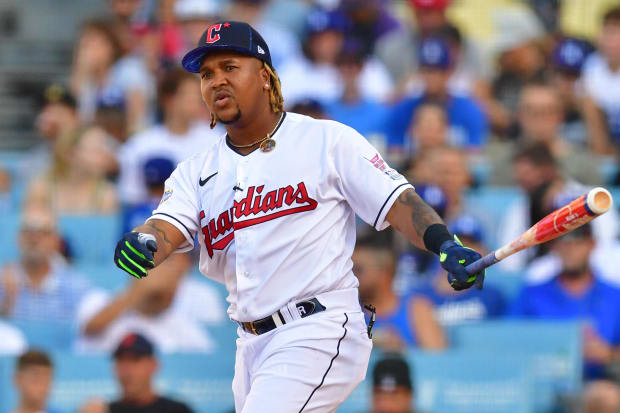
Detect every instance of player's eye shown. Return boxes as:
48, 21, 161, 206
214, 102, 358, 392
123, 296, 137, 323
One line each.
201, 71, 213, 79
226, 65, 237, 71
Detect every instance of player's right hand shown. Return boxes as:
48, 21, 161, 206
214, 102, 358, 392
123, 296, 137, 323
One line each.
439, 235, 485, 291
114, 232, 158, 279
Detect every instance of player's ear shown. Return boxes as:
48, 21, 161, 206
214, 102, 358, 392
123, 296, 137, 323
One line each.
259, 65, 270, 90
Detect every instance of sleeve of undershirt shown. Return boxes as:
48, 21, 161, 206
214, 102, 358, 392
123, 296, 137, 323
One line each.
331, 123, 413, 231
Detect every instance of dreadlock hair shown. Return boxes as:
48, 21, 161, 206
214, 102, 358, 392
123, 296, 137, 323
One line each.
210, 62, 284, 129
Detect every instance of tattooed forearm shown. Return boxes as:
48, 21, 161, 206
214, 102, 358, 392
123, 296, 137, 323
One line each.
396, 189, 443, 237
146, 220, 173, 247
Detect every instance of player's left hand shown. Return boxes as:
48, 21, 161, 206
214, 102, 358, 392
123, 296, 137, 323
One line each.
439, 235, 485, 291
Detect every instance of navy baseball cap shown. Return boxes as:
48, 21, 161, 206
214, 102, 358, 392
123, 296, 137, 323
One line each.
113, 333, 154, 358
418, 37, 451, 69
373, 356, 413, 392
143, 157, 175, 187
552, 38, 594, 75
448, 214, 484, 243
182, 21, 272, 73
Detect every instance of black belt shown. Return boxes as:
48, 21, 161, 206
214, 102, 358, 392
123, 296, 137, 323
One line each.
239, 298, 326, 335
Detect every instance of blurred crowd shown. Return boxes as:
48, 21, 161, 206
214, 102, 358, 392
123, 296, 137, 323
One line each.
3, 0, 620, 412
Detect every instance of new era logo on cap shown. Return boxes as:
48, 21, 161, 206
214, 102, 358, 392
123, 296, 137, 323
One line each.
257, 45, 265, 55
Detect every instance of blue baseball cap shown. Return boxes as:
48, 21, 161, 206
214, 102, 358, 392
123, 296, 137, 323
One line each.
448, 214, 484, 243
182, 21, 272, 73
305, 9, 349, 37
418, 37, 451, 70
415, 184, 447, 218
143, 157, 175, 187
552, 38, 594, 75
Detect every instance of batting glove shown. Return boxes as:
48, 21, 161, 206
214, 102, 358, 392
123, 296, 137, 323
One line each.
114, 232, 158, 279
439, 235, 485, 291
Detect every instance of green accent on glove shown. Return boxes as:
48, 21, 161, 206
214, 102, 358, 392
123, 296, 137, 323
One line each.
121, 250, 147, 276
440, 252, 447, 262
117, 259, 141, 279
125, 240, 153, 265
455, 235, 477, 283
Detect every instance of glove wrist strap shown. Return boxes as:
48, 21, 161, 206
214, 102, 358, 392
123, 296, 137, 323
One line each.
423, 224, 453, 255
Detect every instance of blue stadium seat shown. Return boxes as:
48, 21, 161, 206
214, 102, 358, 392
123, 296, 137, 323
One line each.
0, 212, 20, 266
483, 267, 524, 301
0, 352, 236, 413
58, 215, 121, 265
464, 187, 524, 249
75, 263, 129, 291
6, 319, 76, 352
445, 320, 582, 412
0, 214, 123, 267
339, 349, 533, 413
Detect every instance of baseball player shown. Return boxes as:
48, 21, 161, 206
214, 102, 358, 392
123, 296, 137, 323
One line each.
113, 21, 485, 412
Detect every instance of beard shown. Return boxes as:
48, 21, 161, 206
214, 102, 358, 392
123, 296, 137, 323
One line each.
20, 249, 49, 267
560, 264, 590, 280
217, 105, 242, 125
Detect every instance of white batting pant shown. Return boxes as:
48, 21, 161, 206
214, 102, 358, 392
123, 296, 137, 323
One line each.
232, 289, 373, 413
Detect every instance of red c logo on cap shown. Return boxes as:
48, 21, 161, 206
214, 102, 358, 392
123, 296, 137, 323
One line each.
206, 24, 222, 44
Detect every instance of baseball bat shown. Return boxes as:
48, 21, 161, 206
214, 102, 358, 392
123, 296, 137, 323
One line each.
465, 187, 614, 275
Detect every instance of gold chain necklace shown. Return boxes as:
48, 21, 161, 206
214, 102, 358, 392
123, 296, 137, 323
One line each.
226, 112, 284, 149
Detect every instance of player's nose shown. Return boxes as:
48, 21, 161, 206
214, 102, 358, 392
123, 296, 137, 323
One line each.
209, 69, 229, 89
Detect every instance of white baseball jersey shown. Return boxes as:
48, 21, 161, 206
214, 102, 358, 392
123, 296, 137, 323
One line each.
148, 112, 413, 322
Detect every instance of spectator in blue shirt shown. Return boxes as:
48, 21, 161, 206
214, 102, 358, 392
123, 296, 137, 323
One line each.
11, 349, 65, 413
511, 224, 620, 381
324, 39, 390, 156
122, 157, 175, 234
0, 204, 91, 322
386, 37, 488, 151
413, 214, 506, 326
353, 236, 445, 351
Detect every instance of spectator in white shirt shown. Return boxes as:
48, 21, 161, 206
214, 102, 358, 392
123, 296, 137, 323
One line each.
0, 205, 92, 322
173, 0, 220, 57
75, 253, 225, 354
278, 7, 393, 106
498, 143, 618, 272
583, 6, 620, 154
117, 67, 222, 205
224, 0, 301, 70
70, 18, 154, 133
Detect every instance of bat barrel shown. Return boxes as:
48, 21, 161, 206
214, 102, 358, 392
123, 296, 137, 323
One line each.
586, 187, 613, 216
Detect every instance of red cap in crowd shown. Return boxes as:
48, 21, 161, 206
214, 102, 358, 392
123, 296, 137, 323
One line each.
410, 0, 449, 11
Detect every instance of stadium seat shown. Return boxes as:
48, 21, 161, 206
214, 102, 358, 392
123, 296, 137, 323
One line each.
7, 319, 76, 351
464, 187, 524, 249
0, 352, 236, 413
339, 349, 533, 413
75, 263, 129, 291
58, 215, 121, 265
483, 267, 524, 301
445, 320, 583, 412
0, 211, 20, 265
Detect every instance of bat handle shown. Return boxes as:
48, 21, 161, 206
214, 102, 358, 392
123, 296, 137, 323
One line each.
465, 251, 499, 275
